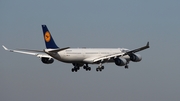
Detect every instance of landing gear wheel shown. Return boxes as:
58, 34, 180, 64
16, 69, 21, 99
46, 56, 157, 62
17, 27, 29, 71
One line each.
101, 66, 104, 70
86, 67, 91, 71
74, 65, 79, 71
125, 65, 128, 69
96, 67, 103, 72
96, 62, 104, 72
72, 68, 75, 72
72, 67, 79, 72
85, 68, 88, 71
83, 64, 91, 71
96, 68, 99, 71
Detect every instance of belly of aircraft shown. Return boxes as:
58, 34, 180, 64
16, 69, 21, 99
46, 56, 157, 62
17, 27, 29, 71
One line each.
58, 54, 85, 63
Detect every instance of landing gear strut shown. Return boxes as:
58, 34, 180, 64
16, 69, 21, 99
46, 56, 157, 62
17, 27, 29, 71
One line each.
71, 63, 80, 72
96, 63, 104, 72
71, 66, 80, 72
83, 64, 91, 71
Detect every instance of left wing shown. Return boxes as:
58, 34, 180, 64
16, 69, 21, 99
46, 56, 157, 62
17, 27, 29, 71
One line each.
2, 45, 51, 58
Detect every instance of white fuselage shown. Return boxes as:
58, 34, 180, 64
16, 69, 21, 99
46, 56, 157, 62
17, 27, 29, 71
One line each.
46, 48, 131, 64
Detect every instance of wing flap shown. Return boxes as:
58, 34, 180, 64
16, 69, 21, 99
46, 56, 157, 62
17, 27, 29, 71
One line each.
93, 53, 123, 63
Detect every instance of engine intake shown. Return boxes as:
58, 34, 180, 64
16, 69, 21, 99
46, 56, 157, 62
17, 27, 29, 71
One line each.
114, 57, 127, 66
129, 53, 142, 62
41, 57, 54, 64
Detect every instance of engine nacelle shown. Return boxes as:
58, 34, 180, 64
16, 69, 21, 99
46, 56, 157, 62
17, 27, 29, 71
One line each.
129, 53, 142, 62
114, 57, 127, 66
41, 57, 54, 64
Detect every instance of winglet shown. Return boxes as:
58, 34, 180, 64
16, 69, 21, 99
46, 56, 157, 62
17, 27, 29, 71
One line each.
146, 42, 150, 48
2, 45, 8, 50
2, 45, 13, 52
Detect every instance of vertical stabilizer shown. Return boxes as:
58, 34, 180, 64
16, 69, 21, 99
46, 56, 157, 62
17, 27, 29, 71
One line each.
42, 25, 59, 49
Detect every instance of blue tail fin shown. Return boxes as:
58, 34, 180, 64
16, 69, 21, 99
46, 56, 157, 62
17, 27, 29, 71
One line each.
42, 25, 59, 49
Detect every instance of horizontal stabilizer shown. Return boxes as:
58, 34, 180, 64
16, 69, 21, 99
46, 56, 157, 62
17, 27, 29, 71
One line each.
48, 47, 70, 53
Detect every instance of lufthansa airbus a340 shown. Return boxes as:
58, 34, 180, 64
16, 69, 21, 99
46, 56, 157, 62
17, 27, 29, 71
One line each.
2, 25, 149, 72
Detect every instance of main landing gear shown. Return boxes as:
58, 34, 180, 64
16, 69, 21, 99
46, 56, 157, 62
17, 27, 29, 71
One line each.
83, 64, 91, 71
71, 63, 128, 72
71, 63, 80, 72
71, 66, 80, 72
96, 63, 104, 72
71, 63, 91, 72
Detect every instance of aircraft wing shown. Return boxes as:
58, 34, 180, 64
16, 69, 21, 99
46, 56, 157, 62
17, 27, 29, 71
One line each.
123, 42, 150, 56
93, 42, 150, 63
2, 45, 51, 58
93, 53, 124, 63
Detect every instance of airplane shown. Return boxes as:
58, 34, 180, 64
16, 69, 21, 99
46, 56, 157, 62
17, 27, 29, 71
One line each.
2, 25, 150, 72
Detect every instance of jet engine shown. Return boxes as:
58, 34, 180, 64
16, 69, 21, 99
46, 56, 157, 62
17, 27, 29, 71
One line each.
129, 53, 142, 62
114, 57, 127, 66
41, 57, 54, 64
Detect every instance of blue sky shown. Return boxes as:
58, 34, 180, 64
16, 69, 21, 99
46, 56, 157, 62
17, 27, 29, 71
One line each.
1, 0, 180, 101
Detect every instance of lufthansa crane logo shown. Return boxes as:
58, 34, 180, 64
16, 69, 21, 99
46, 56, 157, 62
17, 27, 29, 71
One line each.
44, 32, 51, 42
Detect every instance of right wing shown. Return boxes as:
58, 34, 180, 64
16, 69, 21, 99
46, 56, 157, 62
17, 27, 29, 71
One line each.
93, 53, 124, 63
123, 42, 150, 56
2, 45, 52, 58
87, 42, 150, 63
